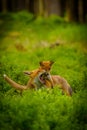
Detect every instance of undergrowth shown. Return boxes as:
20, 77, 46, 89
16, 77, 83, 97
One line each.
0, 12, 87, 130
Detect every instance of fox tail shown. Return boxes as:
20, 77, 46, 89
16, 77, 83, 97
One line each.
3, 74, 27, 91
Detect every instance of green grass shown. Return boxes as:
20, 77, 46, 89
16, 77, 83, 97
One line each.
0, 12, 87, 130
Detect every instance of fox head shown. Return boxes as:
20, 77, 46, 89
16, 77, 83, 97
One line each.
39, 61, 54, 72
24, 61, 54, 77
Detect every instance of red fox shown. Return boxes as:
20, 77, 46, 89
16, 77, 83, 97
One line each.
3, 61, 54, 91
3, 60, 72, 96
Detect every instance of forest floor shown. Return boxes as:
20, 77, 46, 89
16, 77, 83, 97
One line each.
0, 12, 87, 130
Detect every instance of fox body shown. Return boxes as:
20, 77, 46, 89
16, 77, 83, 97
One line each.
45, 75, 73, 96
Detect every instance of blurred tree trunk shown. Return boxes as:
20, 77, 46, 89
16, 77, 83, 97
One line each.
25, 0, 30, 11
66, 0, 86, 23
60, 0, 66, 17
66, 0, 75, 21
11, 0, 15, 11
84, 0, 87, 22
0, 0, 2, 12
78, 0, 87, 23
2, 0, 7, 13
44, 0, 62, 17
43, 0, 49, 17
33, 0, 38, 15
49, 0, 62, 16
34, 0, 44, 16
16, 0, 25, 11
78, 0, 84, 23
29, 0, 34, 13
39, 0, 44, 16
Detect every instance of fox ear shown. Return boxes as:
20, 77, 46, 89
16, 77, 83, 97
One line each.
50, 61, 54, 65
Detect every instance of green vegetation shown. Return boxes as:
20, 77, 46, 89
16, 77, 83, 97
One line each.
0, 12, 87, 130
